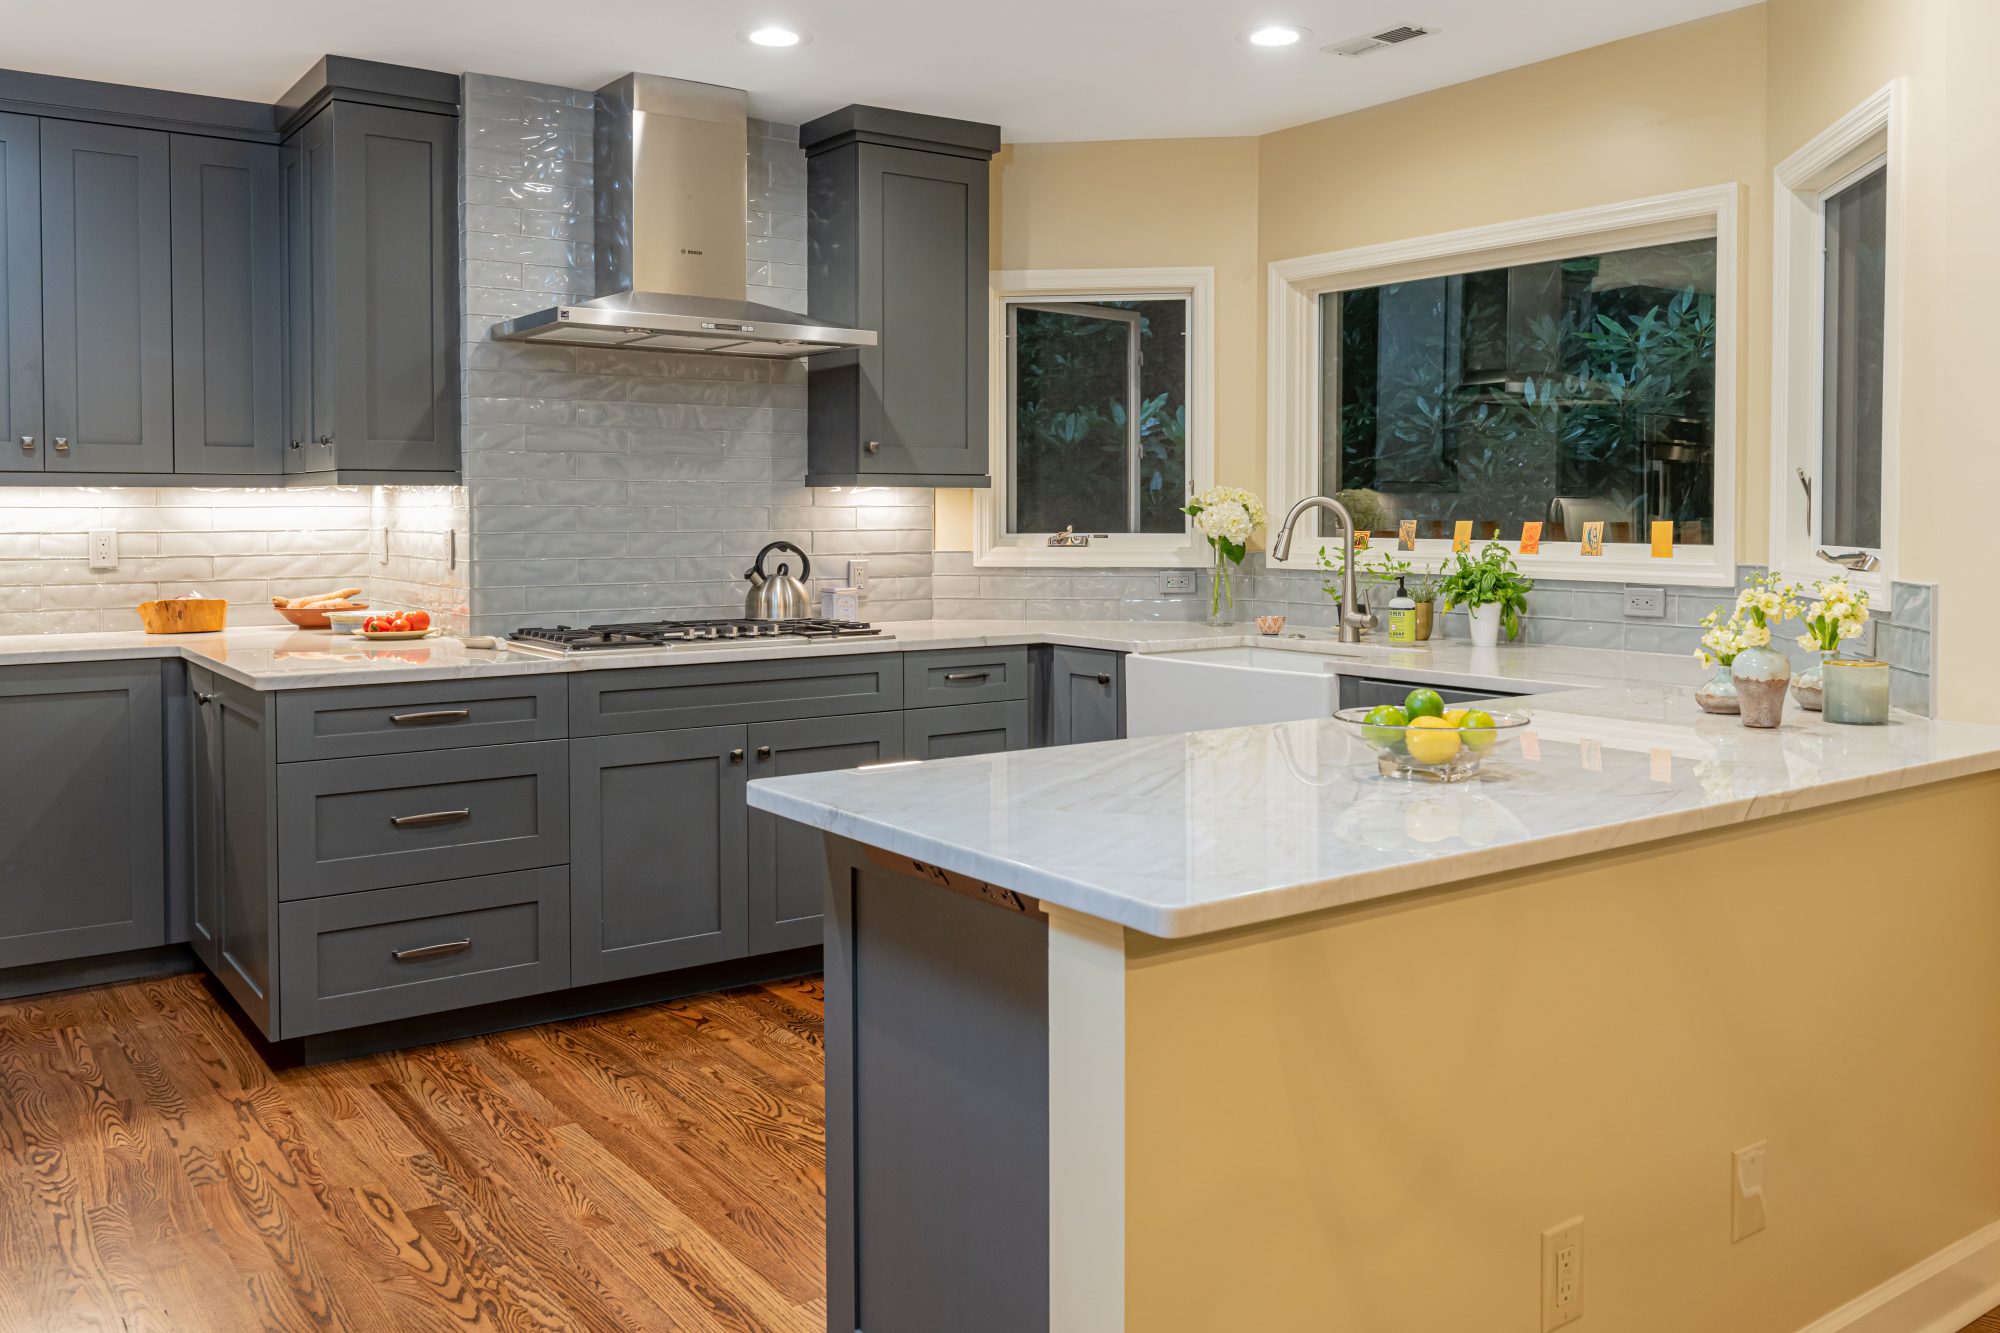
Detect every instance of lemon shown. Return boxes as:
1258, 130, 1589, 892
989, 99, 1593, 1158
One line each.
1403, 688, 1445, 720
1458, 708, 1498, 752
1362, 704, 1410, 751
1405, 715, 1463, 765
1442, 708, 1467, 726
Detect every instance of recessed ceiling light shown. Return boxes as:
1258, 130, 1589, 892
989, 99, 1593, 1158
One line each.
744, 24, 806, 48
1243, 24, 1308, 47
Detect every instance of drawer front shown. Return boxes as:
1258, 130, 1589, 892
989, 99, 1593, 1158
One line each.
903, 647, 1029, 709
275, 676, 568, 762
277, 741, 569, 900
570, 653, 902, 737
277, 868, 570, 1037
905, 700, 1031, 761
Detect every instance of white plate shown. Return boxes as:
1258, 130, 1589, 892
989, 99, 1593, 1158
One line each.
356, 628, 436, 641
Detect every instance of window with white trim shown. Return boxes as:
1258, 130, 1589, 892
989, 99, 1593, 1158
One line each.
978, 269, 1214, 568
1771, 82, 1901, 593
1268, 187, 1739, 583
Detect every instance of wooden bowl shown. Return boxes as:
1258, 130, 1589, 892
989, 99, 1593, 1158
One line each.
276, 601, 367, 630
137, 598, 228, 635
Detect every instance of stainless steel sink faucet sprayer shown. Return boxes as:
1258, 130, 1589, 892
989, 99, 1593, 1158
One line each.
1271, 495, 1376, 644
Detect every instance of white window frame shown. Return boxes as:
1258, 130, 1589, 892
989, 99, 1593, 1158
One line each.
1769, 81, 1904, 601
976, 267, 1214, 569
1266, 185, 1739, 585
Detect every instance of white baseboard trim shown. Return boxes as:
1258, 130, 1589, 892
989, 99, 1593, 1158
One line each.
1796, 1220, 2000, 1333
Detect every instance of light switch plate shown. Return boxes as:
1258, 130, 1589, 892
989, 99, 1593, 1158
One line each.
1542, 1217, 1584, 1330
88, 529, 117, 572
1732, 1141, 1768, 1242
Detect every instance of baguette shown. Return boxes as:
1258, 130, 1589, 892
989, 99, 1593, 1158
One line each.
288, 587, 363, 609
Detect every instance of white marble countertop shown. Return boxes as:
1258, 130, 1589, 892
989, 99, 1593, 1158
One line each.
747, 681, 2000, 939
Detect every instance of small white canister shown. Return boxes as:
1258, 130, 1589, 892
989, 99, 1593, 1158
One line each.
823, 586, 861, 621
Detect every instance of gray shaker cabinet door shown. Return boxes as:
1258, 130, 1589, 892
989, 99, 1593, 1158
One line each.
189, 669, 280, 1037
39, 119, 173, 475
0, 113, 40, 474
570, 725, 749, 985
328, 103, 457, 473
0, 662, 167, 969
745, 711, 903, 954
171, 135, 284, 475
905, 700, 1030, 760
1047, 645, 1125, 747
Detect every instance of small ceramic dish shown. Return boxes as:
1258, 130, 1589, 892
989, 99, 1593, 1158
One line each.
1256, 614, 1287, 635
325, 609, 379, 635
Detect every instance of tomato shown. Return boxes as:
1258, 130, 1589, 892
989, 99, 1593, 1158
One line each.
362, 616, 383, 633
406, 610, 431, 632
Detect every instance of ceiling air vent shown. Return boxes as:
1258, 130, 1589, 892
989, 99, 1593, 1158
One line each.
1324, 24, 1435, 57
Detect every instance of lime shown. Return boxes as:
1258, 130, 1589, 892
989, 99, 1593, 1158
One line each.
1458, 708, 1498, 752
1405, 715, 1462, 765
1362, 704, 1409, 751
1403, 687, 1445, 720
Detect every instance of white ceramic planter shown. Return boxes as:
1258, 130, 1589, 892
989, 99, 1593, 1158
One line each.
1467, 603, 1503, 648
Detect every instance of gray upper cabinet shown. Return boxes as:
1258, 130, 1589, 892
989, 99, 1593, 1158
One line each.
40, 120, 174, 475
746, 712, 904, 955
284, 100, 458, 478
171, 136, 284, 475
0, 662, 167, 970
1046, 646, 1125, 747
802, 106, 999, 488
0, 113, 39, 474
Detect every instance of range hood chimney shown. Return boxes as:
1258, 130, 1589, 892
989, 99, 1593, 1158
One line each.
491, 73, 876, 358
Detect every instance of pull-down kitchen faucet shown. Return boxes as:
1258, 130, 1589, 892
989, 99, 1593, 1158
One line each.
1272, 494, 1375, 644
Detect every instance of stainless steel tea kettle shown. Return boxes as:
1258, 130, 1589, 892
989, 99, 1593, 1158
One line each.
743, 540, 813, 620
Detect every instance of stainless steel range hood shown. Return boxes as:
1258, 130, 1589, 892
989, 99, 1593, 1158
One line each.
491, 74, 875, 358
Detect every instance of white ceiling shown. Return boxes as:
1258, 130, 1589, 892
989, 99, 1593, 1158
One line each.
7, 0, 1760, 142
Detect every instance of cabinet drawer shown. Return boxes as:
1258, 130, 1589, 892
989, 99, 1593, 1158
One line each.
277, 868, 569, 1037
903, 647, 1028, 709
905, 700, 1030, 761
277, 741, 568, 900
570, 653, 902, 737
275, 676, 567, 761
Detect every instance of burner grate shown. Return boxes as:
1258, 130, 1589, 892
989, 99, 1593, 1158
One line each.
507, 617, 885, 654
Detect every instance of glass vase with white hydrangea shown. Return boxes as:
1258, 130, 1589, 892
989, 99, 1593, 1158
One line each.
1182, 487, 1268, 626
1789, 576, 1871, 712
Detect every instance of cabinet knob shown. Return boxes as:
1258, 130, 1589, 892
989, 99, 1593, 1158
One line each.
756, 745, 772, 761
864, 440, 881, 455
17, 435, 32, 454
730, 748, 746, 765
53, 437, 69, 454
289, 439, 302, 451
193, 691, 215, 706
318, 436, 333, 449
1095, 673, 1111, 686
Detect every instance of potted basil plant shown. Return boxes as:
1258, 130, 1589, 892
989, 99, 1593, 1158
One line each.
1438, 542, 1533, 647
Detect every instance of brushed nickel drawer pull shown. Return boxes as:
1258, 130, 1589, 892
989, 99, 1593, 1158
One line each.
390, 709, 472, 726
390, 809, 470, 829
943, 671, 990, 682
391, 939, 471, 962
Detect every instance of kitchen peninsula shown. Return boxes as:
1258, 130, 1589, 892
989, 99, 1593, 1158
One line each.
747, 675, 2000, 1333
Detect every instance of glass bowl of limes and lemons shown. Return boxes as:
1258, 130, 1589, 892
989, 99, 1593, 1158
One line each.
1334, 687, 1532, 783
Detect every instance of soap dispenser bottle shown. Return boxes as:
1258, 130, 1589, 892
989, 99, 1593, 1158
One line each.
1387, 576, 1418, 644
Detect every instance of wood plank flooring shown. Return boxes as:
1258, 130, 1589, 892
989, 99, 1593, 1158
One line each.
1964, 1308, 2000, 1331
0, 971, 827, 1332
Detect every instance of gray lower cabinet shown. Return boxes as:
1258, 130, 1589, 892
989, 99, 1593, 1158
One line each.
1046, 645, 1125, 746
0, 662, 167, 969
170, 135, 283, 475
906, 699, 1031, 760
0, 112, 39, 474
277, 868, 569, 1036
745, 711, 904, 954
570, 725, 749, 985
39, 118, 174, 475
189, 667, 280, 1032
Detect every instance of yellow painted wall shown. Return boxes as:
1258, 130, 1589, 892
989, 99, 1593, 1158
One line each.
1122, 773, 2000, 1332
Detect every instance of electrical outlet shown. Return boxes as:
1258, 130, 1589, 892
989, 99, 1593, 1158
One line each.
1624, 587, 1666, 618
1732, 1141, 1768, 1242
1542, 1217, 1584, 1330
847, 559, 870, 600
1161, 570, 1195, 594
379, 527, 391, 566
88, 529, 117, 572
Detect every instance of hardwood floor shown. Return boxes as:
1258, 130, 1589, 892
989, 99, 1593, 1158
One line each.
0, 970, 827, 1332
1964, 1308, 2000, 1331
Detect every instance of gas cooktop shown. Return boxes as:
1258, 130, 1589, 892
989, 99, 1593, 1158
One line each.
507, 617, 889, 656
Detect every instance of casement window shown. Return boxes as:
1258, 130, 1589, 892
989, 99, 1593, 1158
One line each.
1771, 83, 1902, 594
978, 269, 1214, 567
1268, 187, 1739, 583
